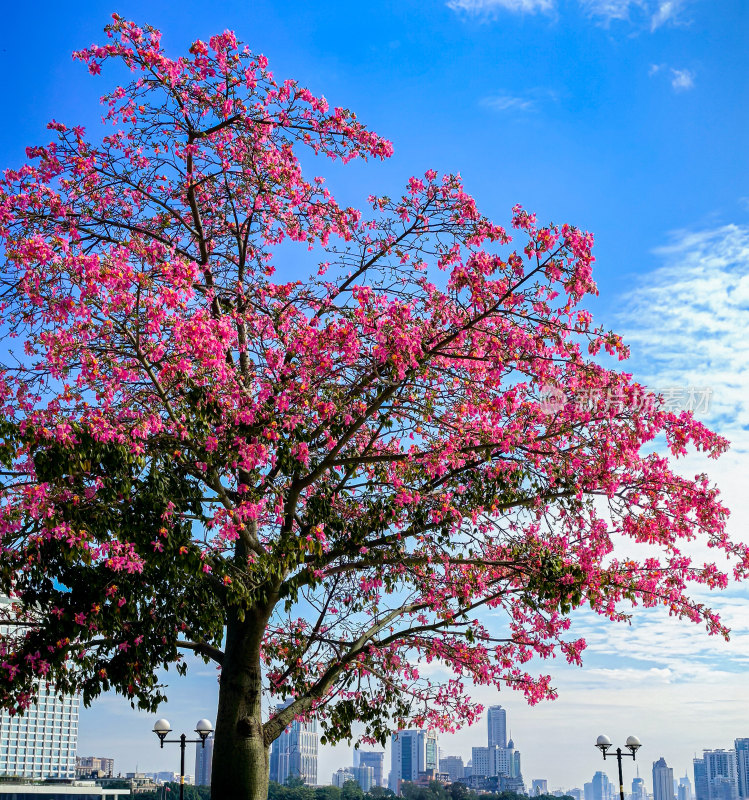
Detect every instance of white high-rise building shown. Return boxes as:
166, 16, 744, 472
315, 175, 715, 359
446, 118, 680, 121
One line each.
0, 685, 79, 779
487, 706, 507, 749
269, 702, 318, 786
389, 729, 438, 795
0, 596, 80, 779
703, 751, 739, 800
653, 758, 676, 800
195, 735, 214, 786
333, 768, 357, 787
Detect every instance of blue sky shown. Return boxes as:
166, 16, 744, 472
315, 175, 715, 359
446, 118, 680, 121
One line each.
1, 0, 748, 790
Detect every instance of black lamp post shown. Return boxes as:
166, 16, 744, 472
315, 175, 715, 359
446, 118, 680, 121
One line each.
153, 717, 214, 800
595, 735, 642, 800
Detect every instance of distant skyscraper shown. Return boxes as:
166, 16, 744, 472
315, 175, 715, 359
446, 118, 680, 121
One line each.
389, 730, 438, 795
584, 782, 595, 800
653, 758, 676, 800
592, 771, 613, 800
488, 706, 507, 749
268, 702, 318, 786
333, 768, 357, 788
355, 765, 375, 792
695, 758, 710, 800
632, 772, 647, 800
735, 741, 749, 799
472, 747, 493, 778
195, 736, 214, 786
0, 597, 80, 780
532, 779, 549, 796
439, 756, 465, 783
359, 751, 385, 788
704, 751, 739, 800
680, 774, 694, 800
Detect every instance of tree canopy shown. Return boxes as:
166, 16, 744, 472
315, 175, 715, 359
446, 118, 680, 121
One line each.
0, 15, 746, 800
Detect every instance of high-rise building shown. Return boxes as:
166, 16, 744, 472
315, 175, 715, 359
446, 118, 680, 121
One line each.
471, 741, 522, 781
532, 779, 549, 796
632, 772, 647, 800
584, 782, 594, 800
359, 751, 385, 788
268, 702, 318, 786
472, 747, 493, 779
694, 751, 740, 800
334, 765, 374, 792
695, 758, 710, 800
735, 741, 749, 799
195, 735, 214, 786
439, 756, 465, 783
592, 771, 613, 800
333, 768, 357, 788
389, 730, 438, 795
0, 597, 80, 780
505, 738, 522, 780
680, 774, 694, 800
653, 758, 676, 800
703, 751, 739, 800
488, 706, 507, 749
355, 765, 375, 792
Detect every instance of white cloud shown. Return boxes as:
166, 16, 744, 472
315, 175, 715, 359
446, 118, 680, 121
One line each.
618, 222, 749, 443
446, 0, 554, 13
671, 67, 696, 90
480, 93, 537, 112
651, 0, 681, 29
448, 0, 689, 28
580, 0, 638, 21
648, 63, 696, 92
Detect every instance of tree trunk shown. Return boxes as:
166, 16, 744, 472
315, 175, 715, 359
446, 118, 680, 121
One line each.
210, 607, 271, 800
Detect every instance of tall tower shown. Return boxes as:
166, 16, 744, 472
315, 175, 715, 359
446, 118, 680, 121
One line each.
389, 730, 438, 795
592, 770, 612, 800
0, 596, 80, 780
679, 773, 694, 800
702, 750, 739, 800
487, 706, 507, 749
268, 702, 318, 785
695, 757, 710, 800
195, 735, 214, 786
653, 758, 676, 800
735, 740, 749, 799
359, 751, 385, 788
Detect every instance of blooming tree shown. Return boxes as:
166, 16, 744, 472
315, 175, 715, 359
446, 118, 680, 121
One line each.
0, 16, 746, 800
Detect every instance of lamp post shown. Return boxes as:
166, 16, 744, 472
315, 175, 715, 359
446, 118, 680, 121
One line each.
595, 735, 642, 800
153, 718, 214, 800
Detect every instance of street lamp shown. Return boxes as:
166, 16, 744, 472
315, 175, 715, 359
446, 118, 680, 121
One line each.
152, 718, 214, 800
595, 735, 641, 800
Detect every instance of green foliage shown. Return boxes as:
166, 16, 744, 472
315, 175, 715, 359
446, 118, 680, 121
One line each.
316, 786, 342, 800
342, 781, 365, 800
402, 782, 448, 800
268, 783, 399, 800
0, 422, 227, 711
